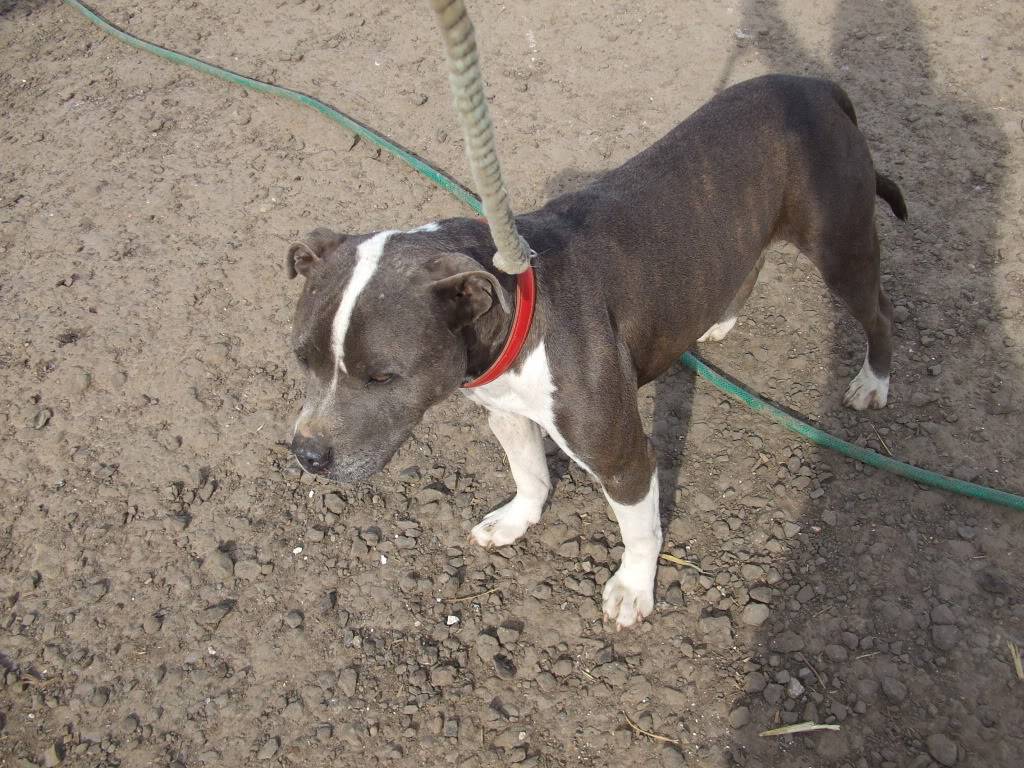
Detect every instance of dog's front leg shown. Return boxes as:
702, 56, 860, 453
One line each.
470, 409, 552, 548
600, 446, 661, 630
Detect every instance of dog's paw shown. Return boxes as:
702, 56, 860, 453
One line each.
469, 498, 540, 548
698, 316, 737, 343
602, 567, 655, 630
843, 362, 889, 410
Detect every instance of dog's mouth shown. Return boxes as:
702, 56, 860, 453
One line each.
291, 447, 391, 484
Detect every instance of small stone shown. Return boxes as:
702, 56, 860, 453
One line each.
930, 604, 956, 625
43, 742, 64, 767
338, 668, 358, 697
256, 737, 279, 760
536, 671, 557, 692
748, 586, 772, 604
83, 581, 109, 602
34, 408, 53, 430
324, 493, 346, 515
199, 602, 233, 626
823, 644, 848, 662
497, 624, 522, 645
744, 672, 767, 693
234, 560, 261, 580
476, 633, 501, 662
741, 564, 765, 581
728, 706, 750, 728
493, 654, 516, 679
431, 665, 457, 687
204, 550, 234, 580
698, 615, 733, 647
787, 678, 805, 698
741, 603, 770, 627
931, 625, 959, 651
926, 733, 958, 766
284, 610, 304, 629
882, 677, 907, 702
771, 631, 804, 653
763, 683, 784, 705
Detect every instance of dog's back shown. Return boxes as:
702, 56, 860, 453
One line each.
518, 74, 902, 384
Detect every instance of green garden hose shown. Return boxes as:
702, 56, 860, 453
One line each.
63, 0, 1024, 512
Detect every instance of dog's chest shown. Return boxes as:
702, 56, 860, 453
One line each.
462, 341, 555, 419
462, 341, 593, 474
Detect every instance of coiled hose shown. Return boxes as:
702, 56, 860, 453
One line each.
63, 0, 1024, 511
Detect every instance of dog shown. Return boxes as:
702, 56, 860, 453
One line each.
285, 75, 907, 629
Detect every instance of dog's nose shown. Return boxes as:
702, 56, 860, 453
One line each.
291, 435, 334, 474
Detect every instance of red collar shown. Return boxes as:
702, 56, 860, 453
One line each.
461, 265, 536, 388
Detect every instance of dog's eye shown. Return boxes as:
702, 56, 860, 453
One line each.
368, 373, 394, 385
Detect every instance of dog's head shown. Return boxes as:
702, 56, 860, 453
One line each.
286, 224, 511, 482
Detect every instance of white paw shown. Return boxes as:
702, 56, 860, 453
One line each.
602, 566, 655, 630
698, 316, 737, 343
469, 497, 540, 548
843, 361, 889, 410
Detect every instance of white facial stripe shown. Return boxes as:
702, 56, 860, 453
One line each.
408, 221, 440, 233
332, 230, 395, 375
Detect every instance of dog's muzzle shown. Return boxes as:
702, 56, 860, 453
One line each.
291, 434, 334, 474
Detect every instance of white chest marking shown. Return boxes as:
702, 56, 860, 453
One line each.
331, 231, 395, 375
462, 341, 594, 476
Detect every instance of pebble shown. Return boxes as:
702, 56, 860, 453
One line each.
338, 668, 358, 697
930, 604, 956, 625
33, 408, 53, 429
497, 624, 522, 645
771, 630, 804, 653
931, 625, 959, 651
881, 677, 907, 702
728, 706, 750, 728
824, 644, 848, 662
284, 610, 304, 629
204, 551, 234, 580
234, 560, 261, 580
741, 603, 770, 627
926, 733, 958, 766
698, 615, 733, 647
748, 586, 772, 604
741, 564, 765, 581
494, 655, 516, 679
763, 683, 784, 705
43, 742, 64, 767
787, 678, 805, 698
256, 737, 279, 760
431, 665, 457, 687
476, 633, 501, 662
744, 672, 767, 693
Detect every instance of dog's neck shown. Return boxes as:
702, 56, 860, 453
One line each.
462, 302, 514, 380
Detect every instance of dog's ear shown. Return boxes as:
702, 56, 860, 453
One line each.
287, 227, 345, 279
428, 253, 511, 330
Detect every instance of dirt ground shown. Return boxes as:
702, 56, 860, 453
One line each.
2, 1, 1023, 766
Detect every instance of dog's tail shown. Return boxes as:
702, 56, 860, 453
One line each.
875, 172, 908, 221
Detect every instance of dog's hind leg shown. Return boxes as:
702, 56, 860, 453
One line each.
698, 254, 765, 342
818, 226, 893, 410
470, 409, 552, 547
